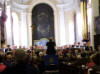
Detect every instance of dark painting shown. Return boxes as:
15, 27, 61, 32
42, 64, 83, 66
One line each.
94, 16, 100, 49
32, 4, 54, 46
95, 16, 100, 34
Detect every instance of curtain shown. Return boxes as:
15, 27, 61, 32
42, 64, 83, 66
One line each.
81, 0, 89, 40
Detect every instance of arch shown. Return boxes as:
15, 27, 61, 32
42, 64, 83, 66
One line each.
27, 0, 60, 47
32, 3, 55, 46
29, 0, 57, 14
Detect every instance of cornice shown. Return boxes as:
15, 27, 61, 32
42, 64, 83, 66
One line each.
57, 0, 80, 11
12, 1, 31, 9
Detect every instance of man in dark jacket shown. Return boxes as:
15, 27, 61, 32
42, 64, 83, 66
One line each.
46, 38, 56, 55
5, 45, 11, 53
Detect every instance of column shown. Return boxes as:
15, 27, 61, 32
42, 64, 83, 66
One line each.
20, 11, 28, 48
74, 0, 83, 43
27, 12, 32, 47
5, 5, 13, 46
58, 5, 66, 46
12, 12, 20, 47
76, 11, 83, 43
54, 10, 60, 47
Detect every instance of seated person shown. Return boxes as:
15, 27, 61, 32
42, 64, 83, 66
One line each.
0, 52, 7, 73
5, 45, 12, 53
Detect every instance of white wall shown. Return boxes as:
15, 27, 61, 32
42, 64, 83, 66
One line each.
5, 0, 82, 47
12, 12, 20, 47
65, 11, 75, 45
6, 5, 13, 45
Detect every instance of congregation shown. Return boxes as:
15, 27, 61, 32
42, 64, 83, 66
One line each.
0, 0, 100, 74
0, 40, 100, 74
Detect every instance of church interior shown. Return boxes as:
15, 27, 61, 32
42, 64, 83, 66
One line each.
0, 0, 100, 74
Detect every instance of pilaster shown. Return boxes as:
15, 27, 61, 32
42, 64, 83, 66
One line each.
20, 11, 28, 48
57, 5, 66, 46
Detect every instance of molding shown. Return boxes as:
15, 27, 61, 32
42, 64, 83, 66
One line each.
57, 0, 73, 4
57, 0, 80, 12
11, 1, 31, 13
12, 1, 31, 9
11, 0, 80, 13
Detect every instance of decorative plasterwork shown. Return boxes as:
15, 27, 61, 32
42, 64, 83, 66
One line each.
10, 0, 31, 13
10, 0, 80, 13
57, 0, 80, 11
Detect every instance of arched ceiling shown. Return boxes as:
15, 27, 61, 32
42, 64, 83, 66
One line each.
0, 0, 80, 12
7, 0, 75, 5
0, 0, 78, 7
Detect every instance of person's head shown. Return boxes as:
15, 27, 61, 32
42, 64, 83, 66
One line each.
67, 49, 72, 53
7, 45, 10, 48
2, 44, 6, 48
75, 49, 79, 54
78, 42, 80, 45
29, 46, 33, 50
14, 49, 28, 64
39, 52, 43, 57
6, 54, 12, 61
49, 38, 52, 42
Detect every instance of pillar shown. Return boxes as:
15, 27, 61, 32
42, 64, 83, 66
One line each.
58, 5, 66, 46
20, 11, 28, 48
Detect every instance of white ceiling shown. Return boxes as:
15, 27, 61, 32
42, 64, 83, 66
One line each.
12, 0, 32, 4
0, 0, 77, 6
7, 0, 74, 5
0, 0, 80, 12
